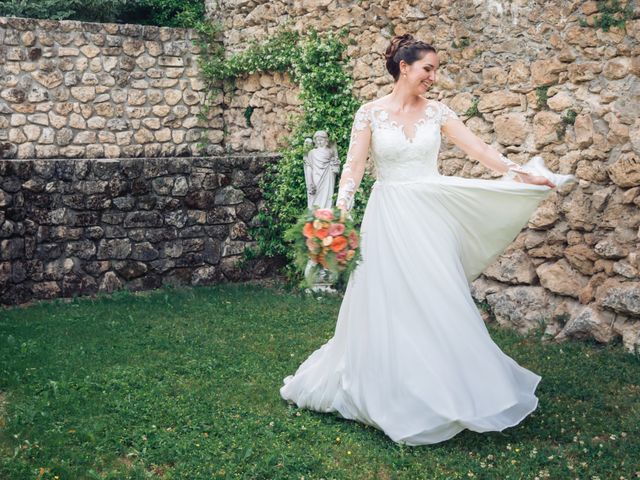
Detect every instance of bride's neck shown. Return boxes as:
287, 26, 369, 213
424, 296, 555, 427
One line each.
386, 84, 423, 112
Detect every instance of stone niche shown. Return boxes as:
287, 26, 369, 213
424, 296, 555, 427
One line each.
0, 156, 282, 305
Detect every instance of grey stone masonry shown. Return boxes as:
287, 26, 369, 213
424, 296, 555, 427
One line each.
0, 16, 223, 159
0, 155, 281, 305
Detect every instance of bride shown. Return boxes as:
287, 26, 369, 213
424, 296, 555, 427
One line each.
280, 34, 574, 445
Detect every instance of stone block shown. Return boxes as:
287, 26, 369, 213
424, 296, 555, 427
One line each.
97, 238, 131, 259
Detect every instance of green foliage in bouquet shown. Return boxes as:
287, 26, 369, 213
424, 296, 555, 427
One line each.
196, 26, 375, 287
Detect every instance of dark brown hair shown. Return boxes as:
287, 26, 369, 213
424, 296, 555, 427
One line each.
384, 34, 436, 82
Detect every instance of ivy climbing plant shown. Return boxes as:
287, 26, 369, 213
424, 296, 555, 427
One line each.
195, 26, 374, 283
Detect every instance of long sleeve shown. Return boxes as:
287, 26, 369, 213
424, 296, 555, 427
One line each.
439, 103, 534, 179
336, 105, 372, 211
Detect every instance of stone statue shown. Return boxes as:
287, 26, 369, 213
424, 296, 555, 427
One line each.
303, 131, 340, 210
302, 131, 340, 294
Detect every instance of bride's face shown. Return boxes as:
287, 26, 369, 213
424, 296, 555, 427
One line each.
400, 51, 439, 93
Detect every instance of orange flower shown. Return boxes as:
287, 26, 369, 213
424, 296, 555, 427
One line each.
317, 253, 328, 268
330, 235, 348, 252
315, 228, 329, 239
303, 222, 315, 238
346, 249, 355, 260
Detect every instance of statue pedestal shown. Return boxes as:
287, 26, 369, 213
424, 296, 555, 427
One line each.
304, 260, 338, 294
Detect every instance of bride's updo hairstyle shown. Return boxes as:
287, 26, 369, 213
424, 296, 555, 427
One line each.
385, 34, 436, 82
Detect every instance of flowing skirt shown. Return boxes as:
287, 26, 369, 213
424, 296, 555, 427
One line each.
280, 175, 551, 445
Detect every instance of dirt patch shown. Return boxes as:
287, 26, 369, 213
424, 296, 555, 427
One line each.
375, 466, 392, 480
117, 455, 135, 469
242, 277, 286, 287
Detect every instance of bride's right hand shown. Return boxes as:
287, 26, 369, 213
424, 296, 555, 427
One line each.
515, 172, 556, 188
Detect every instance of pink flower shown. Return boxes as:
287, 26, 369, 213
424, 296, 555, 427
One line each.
314, 208, 334, 221
348, 230, 359, 249
306, 238, 319, 252
336, 250, 348, 261
328, 223, 345, 236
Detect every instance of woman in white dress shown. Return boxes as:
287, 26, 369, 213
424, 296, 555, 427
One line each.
280, 34, 574, 446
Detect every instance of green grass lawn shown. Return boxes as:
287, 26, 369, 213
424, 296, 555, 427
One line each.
1, 282, 639, 479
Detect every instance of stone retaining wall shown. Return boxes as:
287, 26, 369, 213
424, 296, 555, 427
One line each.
0, 156, 279, 305
0, 16, 223, 159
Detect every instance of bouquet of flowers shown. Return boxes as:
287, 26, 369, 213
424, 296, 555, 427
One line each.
285, 207, 362, 287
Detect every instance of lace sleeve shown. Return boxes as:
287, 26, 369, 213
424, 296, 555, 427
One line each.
336, 105, 371, 211
439, 102, 459, 127
440, 107, 539, 178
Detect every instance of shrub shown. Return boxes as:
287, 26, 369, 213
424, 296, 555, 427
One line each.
0, 0, 205, 28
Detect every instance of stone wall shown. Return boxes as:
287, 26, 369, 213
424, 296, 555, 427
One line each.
0, 3, 638, 351
0, 156, 279, 305
204, 0, 640, 351
0, 16, 223, 159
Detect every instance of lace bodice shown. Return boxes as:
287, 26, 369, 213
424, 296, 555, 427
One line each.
336, 100, 459, 210
367, 101, 458, 182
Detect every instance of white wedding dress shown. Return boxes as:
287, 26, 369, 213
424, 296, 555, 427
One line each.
280, 100, 558, 445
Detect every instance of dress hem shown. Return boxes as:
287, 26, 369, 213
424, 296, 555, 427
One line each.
280, 373, 541, 447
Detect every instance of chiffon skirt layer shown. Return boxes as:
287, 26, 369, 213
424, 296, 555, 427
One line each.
280, 175, 552, 445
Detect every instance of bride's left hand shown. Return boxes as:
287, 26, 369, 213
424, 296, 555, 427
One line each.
515, 172, 556, 188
